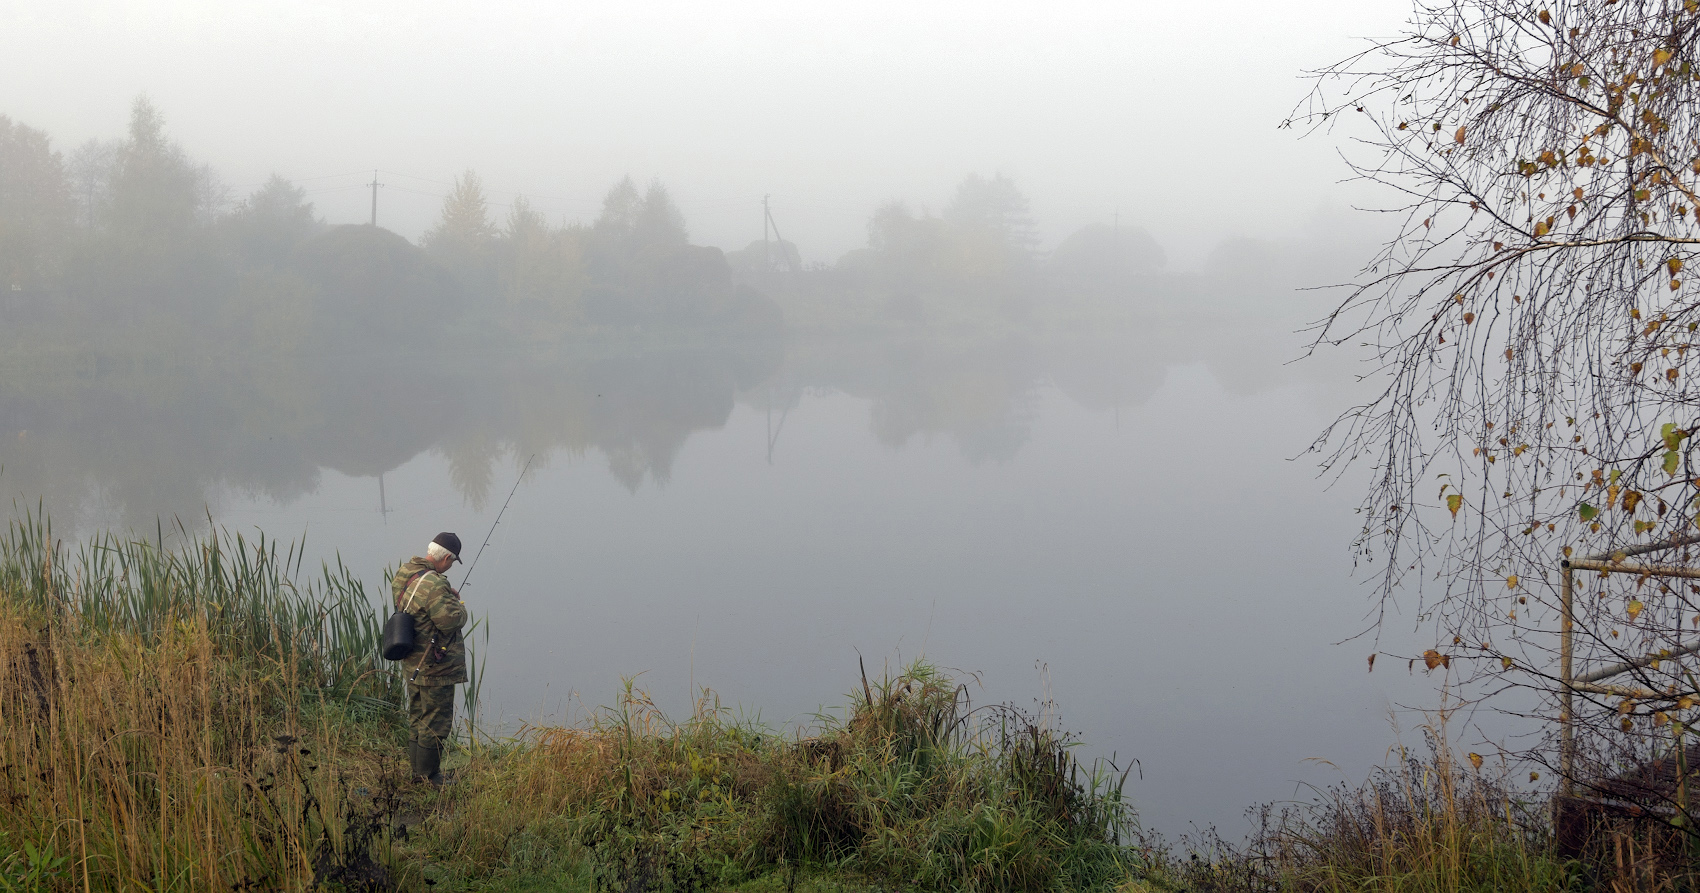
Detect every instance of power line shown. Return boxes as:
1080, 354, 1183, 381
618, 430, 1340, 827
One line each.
266, 167, 815, 222
300, 183, 372, 196
377, 168, 600, 210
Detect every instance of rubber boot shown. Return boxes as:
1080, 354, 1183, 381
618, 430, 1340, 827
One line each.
418, 737, 445, 789
406, 737, 422, 782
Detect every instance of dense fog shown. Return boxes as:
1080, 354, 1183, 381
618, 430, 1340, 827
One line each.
0, 2, 1465, 836
0, 95, 1385, 530
1, 1, 1404, 260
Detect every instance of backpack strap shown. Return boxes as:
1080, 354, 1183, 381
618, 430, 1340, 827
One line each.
403, 570, 456, 644
399, 570, 429, 612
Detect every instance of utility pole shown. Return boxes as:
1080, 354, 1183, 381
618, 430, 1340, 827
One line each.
368, 169, 383, 226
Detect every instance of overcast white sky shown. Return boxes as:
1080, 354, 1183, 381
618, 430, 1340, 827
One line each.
2, 0, 1409, 265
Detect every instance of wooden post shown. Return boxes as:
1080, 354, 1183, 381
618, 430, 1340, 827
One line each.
1560, 561, 1574, 796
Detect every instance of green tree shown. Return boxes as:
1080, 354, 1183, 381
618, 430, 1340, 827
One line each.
851, 174, 1041, 316
943, 172, 1038, 256
222, 175, 321, 269
593, 176, 642, 238
0, 115, 73, 291
942, 174, 1037, 300
1047, 222, 1166, 298
633, 180, 687, 250
864, 201, 950, 293
587, 177, 683, 304
589, 176, 687, 262
107, 96, 199, 258
496, 195, 588, 329
422, 169, 496, 294
66, 138, 118, 234
504, 194, 547, 245
581, 176, 771, 328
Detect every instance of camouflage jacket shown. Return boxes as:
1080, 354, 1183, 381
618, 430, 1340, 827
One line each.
391, 557, 468, 686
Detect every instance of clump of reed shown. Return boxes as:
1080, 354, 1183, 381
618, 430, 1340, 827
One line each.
1261, 738, 1574, 893
0, 511, 408, 892
1120, 731, 1585, 893
1, 510, 394, 704
433, 662, 1137, 892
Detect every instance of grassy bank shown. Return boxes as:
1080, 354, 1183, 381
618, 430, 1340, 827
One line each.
3, 515, 1690, 892
0, 516, 1137, 891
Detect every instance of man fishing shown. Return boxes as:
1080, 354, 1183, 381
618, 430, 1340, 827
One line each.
391, 531, 469, 787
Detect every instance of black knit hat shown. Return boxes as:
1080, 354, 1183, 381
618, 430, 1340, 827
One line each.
431, 531, 463, 562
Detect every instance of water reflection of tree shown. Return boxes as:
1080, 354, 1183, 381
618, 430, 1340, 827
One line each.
0, 339, 785, 531
1, 315, 1367, 532
761, 336, 1044, 464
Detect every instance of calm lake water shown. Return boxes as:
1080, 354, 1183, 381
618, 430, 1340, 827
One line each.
2, 323, 1487, 835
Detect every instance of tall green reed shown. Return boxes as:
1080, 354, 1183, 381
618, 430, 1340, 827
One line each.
0, 507, 397, 703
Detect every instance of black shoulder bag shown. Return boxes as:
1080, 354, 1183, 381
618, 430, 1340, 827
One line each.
381, 571, 429, 661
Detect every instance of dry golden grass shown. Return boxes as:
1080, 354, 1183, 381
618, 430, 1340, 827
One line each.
0, 601, 394, 892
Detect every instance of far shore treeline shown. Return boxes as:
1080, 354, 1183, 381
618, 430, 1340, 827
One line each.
0, 97, 1186, 351
0, 97, 1369, 533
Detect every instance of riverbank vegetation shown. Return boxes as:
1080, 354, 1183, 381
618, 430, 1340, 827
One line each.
4, 514, 1697, 891
0, 515, 1139, 891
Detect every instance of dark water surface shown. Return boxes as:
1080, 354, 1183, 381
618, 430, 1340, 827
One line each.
2, 328, 1476, 835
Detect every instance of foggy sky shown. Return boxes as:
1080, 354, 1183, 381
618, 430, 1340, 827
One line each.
3, 0, 1408, 266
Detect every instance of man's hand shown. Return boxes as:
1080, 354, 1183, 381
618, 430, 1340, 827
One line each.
450, 587, 461, 599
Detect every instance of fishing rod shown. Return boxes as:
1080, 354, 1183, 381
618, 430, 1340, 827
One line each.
407, 453, 535, 683
459, 452, 535, 592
